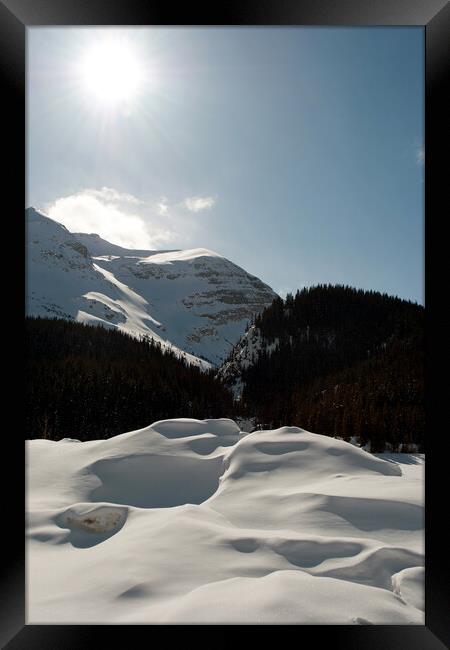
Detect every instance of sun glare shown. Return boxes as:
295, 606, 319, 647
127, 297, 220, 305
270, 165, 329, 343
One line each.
78, 38, 143, 108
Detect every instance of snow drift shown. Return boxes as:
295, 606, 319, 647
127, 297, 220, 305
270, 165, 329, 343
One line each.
26, 419, 424, 624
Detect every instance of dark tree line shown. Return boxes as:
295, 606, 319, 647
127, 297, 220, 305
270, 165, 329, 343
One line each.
237, 285, 424, 451
26, 285, 425, 451
26, 317, 234, 441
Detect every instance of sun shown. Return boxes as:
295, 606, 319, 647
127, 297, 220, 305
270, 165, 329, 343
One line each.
78, 37, 143, 108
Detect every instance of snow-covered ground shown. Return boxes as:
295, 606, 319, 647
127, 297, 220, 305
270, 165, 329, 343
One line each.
26, 420, 424, 624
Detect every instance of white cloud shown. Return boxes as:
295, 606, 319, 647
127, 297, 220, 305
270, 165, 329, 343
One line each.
184, 196, 216, 213
88, 187, 144, 205
416, 145, 425, 165
157, 197, 169, 216
45, 187, 176, 249
43, 187, 217, 250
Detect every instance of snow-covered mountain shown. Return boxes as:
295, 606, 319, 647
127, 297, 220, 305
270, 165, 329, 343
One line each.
25, 208, 277, 366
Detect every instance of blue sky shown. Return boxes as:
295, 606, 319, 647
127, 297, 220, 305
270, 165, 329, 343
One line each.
27, 27, 424, 304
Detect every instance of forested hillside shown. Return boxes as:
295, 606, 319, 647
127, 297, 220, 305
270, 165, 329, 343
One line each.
26, 317, 234, 441
227, 285, 424, 451
26, 284, 424, 452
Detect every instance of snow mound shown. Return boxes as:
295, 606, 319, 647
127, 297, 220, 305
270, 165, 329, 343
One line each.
392, 566, 425, 611
161, 570, 422, 624
150, 417, 240, 440
26, 419, 424, 624
222, 427, 402, 483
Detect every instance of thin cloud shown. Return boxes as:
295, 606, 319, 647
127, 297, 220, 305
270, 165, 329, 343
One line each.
157, 197, 169, 216
88, 187, 144, 205
416, 145, 425, 165
184, 196, 216, 213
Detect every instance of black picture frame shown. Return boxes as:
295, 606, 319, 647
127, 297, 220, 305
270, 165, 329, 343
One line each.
2, 0, 448, 647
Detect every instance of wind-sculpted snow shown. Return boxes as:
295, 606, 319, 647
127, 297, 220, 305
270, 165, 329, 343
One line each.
26, 420, 424, 624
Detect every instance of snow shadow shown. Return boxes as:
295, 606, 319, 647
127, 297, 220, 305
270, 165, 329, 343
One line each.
321, 495, 424, 532
89, 454, 224, 508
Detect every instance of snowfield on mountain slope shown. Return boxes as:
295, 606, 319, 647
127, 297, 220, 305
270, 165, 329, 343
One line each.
26, 209, 277, 366
26, 420, 424, 624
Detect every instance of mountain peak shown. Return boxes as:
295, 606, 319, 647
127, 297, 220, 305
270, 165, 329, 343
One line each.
26, 207, 74, 238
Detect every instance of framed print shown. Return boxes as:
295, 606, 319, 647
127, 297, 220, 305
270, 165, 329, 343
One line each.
1, 0, 448, 647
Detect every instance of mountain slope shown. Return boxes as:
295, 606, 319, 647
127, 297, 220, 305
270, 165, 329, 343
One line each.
219, 285, 424, 450
26, 317, 234, 441
26, 208, 277, 366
